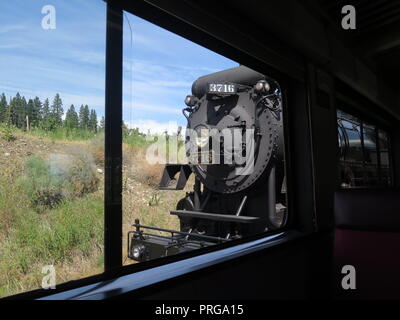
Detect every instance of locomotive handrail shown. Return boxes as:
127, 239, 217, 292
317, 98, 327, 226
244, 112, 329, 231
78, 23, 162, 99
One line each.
171, 210, 261, 223
130, 223, 228, 243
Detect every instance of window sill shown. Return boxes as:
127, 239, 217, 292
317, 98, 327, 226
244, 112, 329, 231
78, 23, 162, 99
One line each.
39, 230, 303, 300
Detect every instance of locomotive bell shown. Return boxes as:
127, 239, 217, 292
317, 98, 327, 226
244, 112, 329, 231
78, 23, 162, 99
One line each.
184, 95, 197, 107
255, 80, 270, 93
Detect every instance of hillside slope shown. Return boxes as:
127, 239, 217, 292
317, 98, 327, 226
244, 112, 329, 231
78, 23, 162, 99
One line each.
0, 131, 184, 297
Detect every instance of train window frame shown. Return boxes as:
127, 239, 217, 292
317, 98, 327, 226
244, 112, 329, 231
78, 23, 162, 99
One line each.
337, 108, 393, 189
118, 7, 292, 270
4, 0, 306, 300
0, 0, 108, 299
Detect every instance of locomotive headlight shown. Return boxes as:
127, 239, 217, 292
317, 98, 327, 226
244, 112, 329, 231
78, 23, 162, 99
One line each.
132, 244, 146, 261
254, 80, 270, 93
184, 95, 197, 107
194, 126, 209, 148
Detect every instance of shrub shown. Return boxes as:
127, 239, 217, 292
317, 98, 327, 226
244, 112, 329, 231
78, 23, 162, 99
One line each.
88, 132, 104, 166
0, 124, 16, 142
67, 152, 99, 197
32, 188, 64, 210
20, 155, 65, 212
123, 145, 164, 187
19, 152, 99, 212
123, 128, 149, 148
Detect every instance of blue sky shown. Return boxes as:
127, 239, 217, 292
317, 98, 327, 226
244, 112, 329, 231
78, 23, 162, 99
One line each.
0, 0, 238, 134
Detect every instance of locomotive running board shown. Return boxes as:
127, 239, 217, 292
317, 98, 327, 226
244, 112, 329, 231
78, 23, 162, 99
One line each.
159, 164, 192, 190
170, 210, 260, 224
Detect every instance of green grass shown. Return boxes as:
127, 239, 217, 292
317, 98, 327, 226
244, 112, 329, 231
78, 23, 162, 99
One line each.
0, 150, 103, 297
29, 127, 98, 141
0, 126, 184, 297
5, 123, 166, 147
28, 126, 158, 146
123, 132, 151, 148
15, 193, 103, 262
0, 192, 103, 297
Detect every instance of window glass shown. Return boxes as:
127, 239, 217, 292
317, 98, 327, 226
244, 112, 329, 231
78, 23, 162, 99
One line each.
378, 129, 391, 186
337, 109, 392, 188
0, 0, 105, 297
342, 119, 363, 163
338, 115, 364, 187
363, 124, 378, 165
363, 123, 378, 186
122, 12, 287, 264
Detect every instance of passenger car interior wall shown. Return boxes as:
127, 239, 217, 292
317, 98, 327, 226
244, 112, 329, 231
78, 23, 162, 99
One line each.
286, 78, 316, 232
306, 65, 338, 231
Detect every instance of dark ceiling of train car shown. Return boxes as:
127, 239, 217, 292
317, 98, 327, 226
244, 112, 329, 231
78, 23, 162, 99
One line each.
174, 0, 400, 82
127, 0, 400, 113
230, 0, 400, 83
214, 0, 400, 100
311, 0, 400, 84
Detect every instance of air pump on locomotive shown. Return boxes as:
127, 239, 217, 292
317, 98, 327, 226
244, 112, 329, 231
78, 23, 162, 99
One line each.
128, 66, 286, 262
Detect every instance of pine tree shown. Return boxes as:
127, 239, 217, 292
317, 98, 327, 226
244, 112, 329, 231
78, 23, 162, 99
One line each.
89, 109, 97, 132
19, 96, 27, 130
26, 99, 35, 130
79, 104, 90, 130
0, 93, 7, 123
65, 104, 79, 129
50, 93, 63, 128
41, 98, 50, 129
99, 116, 105, 131
9, 93, 22, 128
122, 121, 129, 138
32, 97, 42, 127
2, 92, 108, 137
84, 105, 90, 129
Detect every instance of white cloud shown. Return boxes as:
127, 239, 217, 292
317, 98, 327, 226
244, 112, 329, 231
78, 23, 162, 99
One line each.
123, 101, 182, 115
0, 24, 26, 34
0, 44, 26, 49
125, 119, 186, 135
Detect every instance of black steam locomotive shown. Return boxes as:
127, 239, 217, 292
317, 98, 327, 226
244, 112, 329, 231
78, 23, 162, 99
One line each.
128, 66, 286, 262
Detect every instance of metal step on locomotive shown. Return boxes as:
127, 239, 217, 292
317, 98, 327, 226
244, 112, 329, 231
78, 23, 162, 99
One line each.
128, 66, 287, 262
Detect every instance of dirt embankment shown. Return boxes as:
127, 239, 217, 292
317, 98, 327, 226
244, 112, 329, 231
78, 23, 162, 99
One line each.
0, 133, 99, 170
0, 132, 106, 297
0, 131, 185, 276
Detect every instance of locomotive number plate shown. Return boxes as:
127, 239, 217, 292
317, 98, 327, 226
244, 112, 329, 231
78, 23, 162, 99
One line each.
208, 83, 236, 94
